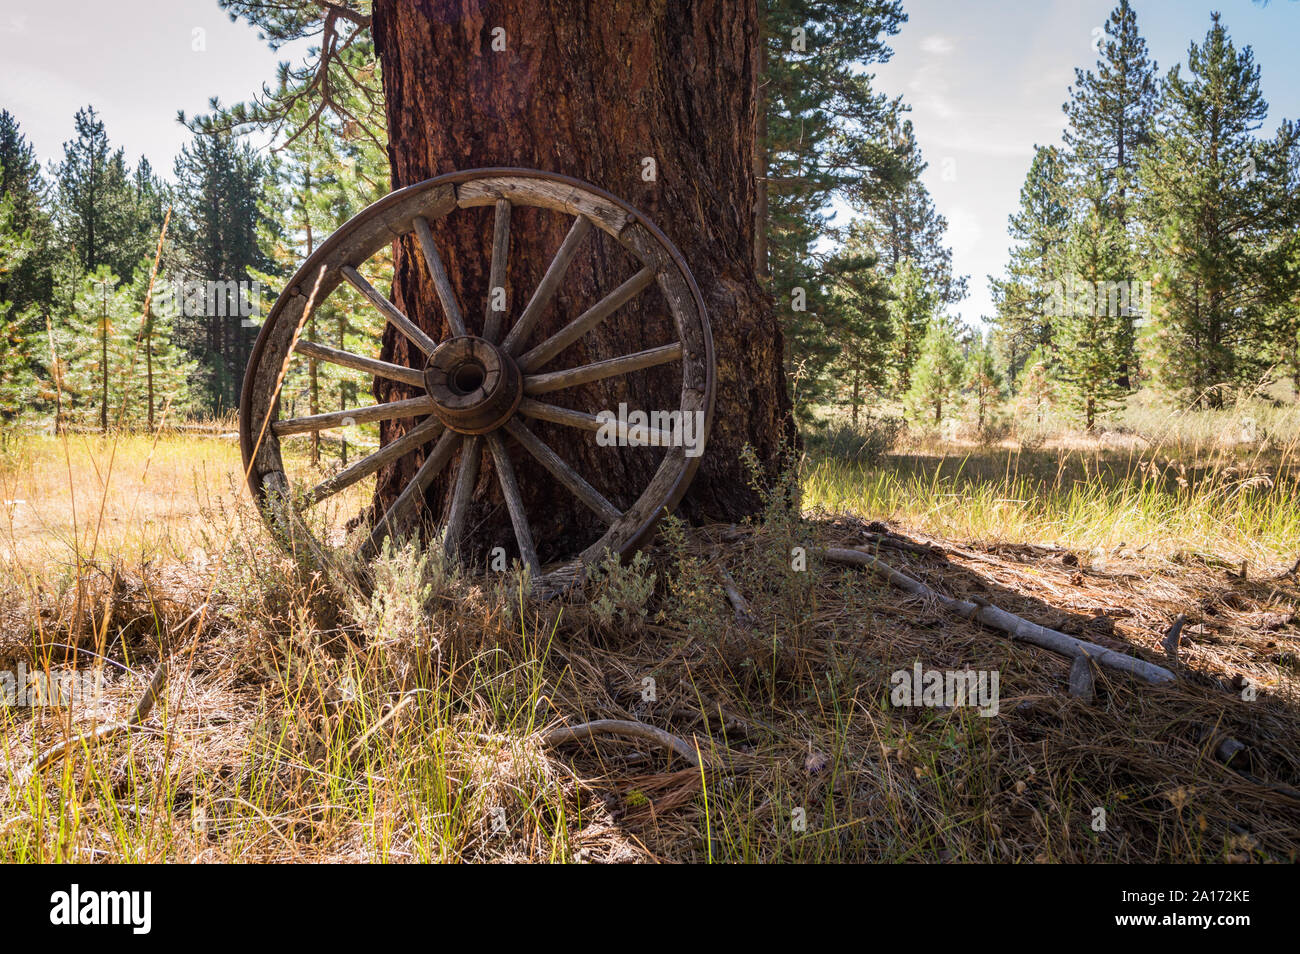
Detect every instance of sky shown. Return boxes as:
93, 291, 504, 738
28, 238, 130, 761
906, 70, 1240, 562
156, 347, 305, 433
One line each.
1, 1, 1299, 329
869, 0, 1300, 326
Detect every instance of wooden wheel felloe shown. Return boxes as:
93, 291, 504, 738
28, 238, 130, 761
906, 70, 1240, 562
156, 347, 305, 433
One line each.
239, 168, 715, 588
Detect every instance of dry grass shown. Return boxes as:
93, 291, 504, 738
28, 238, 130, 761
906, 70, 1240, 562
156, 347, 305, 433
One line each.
1, 423, 1298, 863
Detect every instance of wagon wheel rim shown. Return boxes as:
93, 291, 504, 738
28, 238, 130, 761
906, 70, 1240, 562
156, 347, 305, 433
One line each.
239, 168, 716, 588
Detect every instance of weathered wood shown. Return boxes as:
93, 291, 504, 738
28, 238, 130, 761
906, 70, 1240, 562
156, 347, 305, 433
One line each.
482, 199, 511, 343
518, 397, 678, 448
524, 342, 682, 396
244, 171, 717, 590
304, 415, 443, 506
272, 395, 434, 436
505, 418, 621, 524
501, 215, 593, 356
294, 338, 425, 388
1068, 654, 1097, 703
823, 547, 1177, 685
540, 718, 704, 768
341, 264, 439, 356
457, 176, 630, 237
519, 265, 658, 372
487, 431, 541, 576
442, 434, 480, 561
363, 426, 460, 558
413, 215, 467, 338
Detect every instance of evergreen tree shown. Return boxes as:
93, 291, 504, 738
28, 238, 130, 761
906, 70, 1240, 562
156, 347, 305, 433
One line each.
761, 1, 915, 408
256, 102, 388, 462
1013, 347, 1057, 427
964, 331, 1002, 432
885, 257, 937, 394
52, 107, 144, 282
990, 145, 1070, 383
1139, 13, 1298, 405
904, 315, 965, 426
1055, 204, 1130, 429
846, 119, 967, 306
824, 237, 892, 426
0, 110, 53, 322
1062, 0, 1158, 388
172, 129, 276, 411
0, 188, 38, 428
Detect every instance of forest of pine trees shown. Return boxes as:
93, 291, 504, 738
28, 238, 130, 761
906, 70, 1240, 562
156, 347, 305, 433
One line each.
0, 1, 1296, 439
990, 3, 1300, 423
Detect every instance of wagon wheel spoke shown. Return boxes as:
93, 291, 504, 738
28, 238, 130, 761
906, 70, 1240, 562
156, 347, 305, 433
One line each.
271, 395, 434, 436
413, 216, 467, 338
362, 426, 460, 559
523, 342, 682, 396
304, 416, 443, 507
486, 431, 541, 577
442, 434, 481, 561
501, 214, 593, 356
519, 398, 680, 448
293, 339, 425, 388
518, 265, 657, 373
505, 418, 620, 524
482, 199, 511, 344
342, 264, 440, 357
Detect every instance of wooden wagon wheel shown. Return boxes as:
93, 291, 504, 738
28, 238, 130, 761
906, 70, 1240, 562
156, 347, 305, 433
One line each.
239, 168, 715, 590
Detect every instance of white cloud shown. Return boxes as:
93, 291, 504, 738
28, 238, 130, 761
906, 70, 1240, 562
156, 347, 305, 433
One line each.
919, 35, 954, 55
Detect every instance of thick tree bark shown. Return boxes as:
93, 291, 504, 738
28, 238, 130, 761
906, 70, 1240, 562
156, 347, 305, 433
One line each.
371, 0, 794, 564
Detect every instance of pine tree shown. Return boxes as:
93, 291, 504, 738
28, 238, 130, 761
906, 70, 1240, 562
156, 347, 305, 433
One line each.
964, 331, 1002, 432
253, 99, 388, 461
990, 145, 1070, 383
172, 129, 276, 412
1139, 13, 1297, 405
1013, 347, 1057, 427
824, 236, 892, 426
905, 315, 965, 426
846, 119, 967, 307
885, 257, 937, 395
0, 110, 53, 323
1062, 0, 1158, 388
761, 1, 917, 410
53, 107, 144, 282
0, 188, 38, 429
1055, 204, 1130, 429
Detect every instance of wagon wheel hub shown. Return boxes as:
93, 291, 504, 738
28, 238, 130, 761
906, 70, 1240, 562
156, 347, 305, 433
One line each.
423, 336, 522, 435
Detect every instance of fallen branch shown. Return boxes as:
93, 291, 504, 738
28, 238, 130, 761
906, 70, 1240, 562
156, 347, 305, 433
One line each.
823, 547, 1176, 685
21, 658, 169, 782
716, 564, 759, 629
540, 719, 705, 768
1162, 614, 1187, 662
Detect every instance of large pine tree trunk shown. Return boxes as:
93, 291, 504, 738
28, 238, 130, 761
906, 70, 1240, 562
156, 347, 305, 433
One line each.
370, 0, 793, 563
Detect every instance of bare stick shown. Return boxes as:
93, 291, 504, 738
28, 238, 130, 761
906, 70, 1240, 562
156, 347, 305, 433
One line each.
1068, 655, 1096, 703
22, 658, 169, 780
502, 215, 592, 355
1162, 614, 1186, 661
293, 338, 425, 388
540, 719, 706, 768
413, 215, 467, 338
483, 199, 511, 343
823, 547, 1176, 685
716, 563, 759, 629
524, 342, 682, 396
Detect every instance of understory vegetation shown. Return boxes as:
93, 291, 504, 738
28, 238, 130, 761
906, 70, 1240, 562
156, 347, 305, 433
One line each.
2, 404, 1297, 863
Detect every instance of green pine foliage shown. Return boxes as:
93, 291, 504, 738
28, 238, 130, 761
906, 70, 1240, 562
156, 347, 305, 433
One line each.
904, 316, 965, 426
1139, 13, 1299, 405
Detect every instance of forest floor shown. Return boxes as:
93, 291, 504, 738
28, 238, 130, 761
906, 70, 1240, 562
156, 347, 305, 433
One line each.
1, 409, 1298, 862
